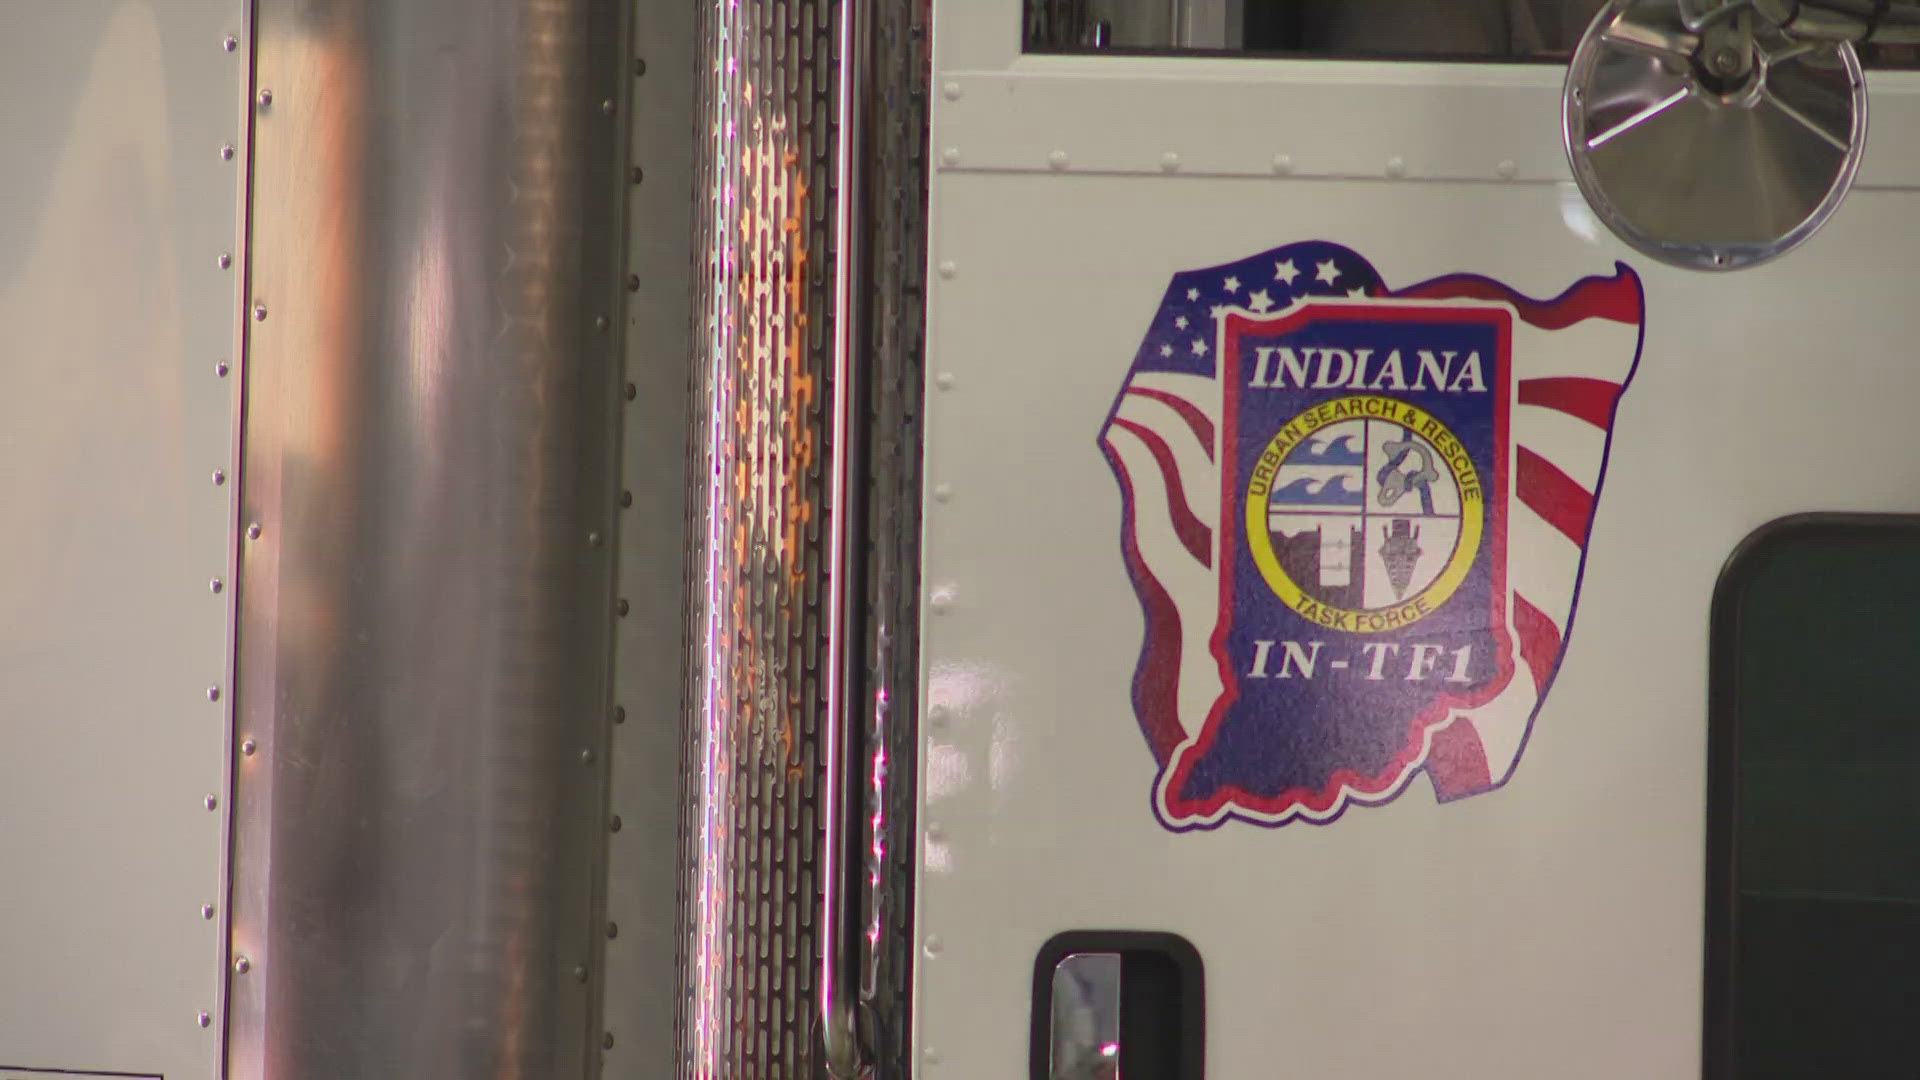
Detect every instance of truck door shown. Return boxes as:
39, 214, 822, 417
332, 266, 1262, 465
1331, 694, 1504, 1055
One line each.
913, 2, 1920, 1076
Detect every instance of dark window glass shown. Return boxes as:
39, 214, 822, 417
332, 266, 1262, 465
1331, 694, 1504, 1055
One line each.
1025, 0, 1920, 66
1708, 516, 1920, 1079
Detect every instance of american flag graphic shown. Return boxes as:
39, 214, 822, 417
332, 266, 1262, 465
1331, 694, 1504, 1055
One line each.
1097, 242, 1643, 830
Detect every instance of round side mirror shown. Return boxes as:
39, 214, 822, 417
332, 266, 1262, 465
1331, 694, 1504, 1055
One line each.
1563, 0, 1865, 271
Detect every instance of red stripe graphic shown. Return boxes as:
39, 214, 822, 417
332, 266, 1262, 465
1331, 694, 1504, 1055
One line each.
1513, 593, 1564, 690
1518, 376, 1622, 430
1427, 721, 1492, 802
1111, 417, 1213, 568
1401, 267, 1641, 328
1125, 386, 1216, 460
1101, 439, 1191, 764
1516, 446, 1594, 545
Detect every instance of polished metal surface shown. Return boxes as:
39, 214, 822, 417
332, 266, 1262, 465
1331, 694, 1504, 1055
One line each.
680, 0, 927, 1075
821, 0, 874, 1072
1051, 953, 1122, 1080
681, 2, 840, 1075
1564, 0, 1865, 270
230, 2, 624, 1077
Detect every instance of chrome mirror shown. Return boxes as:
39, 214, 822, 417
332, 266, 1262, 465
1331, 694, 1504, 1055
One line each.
1564, 0, 1866, 270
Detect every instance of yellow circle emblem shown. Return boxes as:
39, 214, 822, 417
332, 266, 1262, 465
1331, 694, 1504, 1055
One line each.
1245, 395, 1483, 634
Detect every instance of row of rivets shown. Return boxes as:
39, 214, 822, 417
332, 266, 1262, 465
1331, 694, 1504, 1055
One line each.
211, 31, 248, 1035
935, 146, 1528, 181
928, 218, 955, 1041
592, 59, 649, 1062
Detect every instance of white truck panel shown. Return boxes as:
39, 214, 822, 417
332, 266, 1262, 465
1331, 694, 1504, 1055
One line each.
919, 5, 1920, 1074
0, 1, 245, 1076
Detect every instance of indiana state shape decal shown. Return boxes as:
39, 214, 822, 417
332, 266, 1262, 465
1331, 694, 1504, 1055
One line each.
1098, 242, 1644, 830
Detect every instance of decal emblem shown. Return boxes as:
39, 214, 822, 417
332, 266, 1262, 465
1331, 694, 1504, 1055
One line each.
1098, 242, 1643, 830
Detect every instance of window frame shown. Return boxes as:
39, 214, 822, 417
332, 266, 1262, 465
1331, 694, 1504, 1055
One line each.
1705, 512, 1920, 1079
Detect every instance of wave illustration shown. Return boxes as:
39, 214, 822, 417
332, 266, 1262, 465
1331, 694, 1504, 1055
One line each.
1298, 433, 1367, 465
1269, 473, 1364, 505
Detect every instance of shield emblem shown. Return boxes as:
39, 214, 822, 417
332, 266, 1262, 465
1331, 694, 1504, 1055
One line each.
1097, 242, 1643, 830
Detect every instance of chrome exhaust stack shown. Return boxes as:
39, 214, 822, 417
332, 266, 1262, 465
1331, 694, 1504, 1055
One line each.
679, 1, 928, 1076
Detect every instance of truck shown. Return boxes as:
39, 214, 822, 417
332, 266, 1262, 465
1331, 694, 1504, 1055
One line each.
0, 0, 1911, 1076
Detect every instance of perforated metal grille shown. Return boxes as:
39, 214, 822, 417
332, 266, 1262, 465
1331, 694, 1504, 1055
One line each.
680, 2, 841, 1077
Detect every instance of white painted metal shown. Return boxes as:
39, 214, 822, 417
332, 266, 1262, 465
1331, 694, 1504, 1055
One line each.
920, 2, 1920, 1075
0, 2, 245, 1076
605, 1, 696, 1072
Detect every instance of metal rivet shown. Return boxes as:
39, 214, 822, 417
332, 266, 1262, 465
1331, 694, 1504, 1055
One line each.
635, 57, 647, 77
935, 372, 955, 391
1047, 150, 1069, 171
623, 382, 637, 401
1272, 153, 1293, 175
207, 685, 221, 702
924, 935, 944, 958
603, 1031, 615, 1051
580, 747, 595, 765
241, 738, 257, 756
201, 904, 216, 920
204, 795, 218, 811
625, 274, 641, 292
588, 531, 602, 548
942, 81, 962, 101
218, 252, 232, 270
212, 469, 226, 486
616, 598, 630, 617
609, 814, 623, 833
594, 314, 610, 332
573, 964, 589, 983
1497, 159, 1518, 180
933, 483, 952, 503
234, 956, 251, 975
600, 98, 616, 115
937, 261, 956, 280
927, 705, 950, 732
252, 302, 267, 321
941, 147, 961, 167
612, 705, 626, 725
606, 921, 619, 939
198, 1011, 212, 1028
619, 490, 633, 509
930, 588, 954, 613
246, 523, 262, 540
210, 578, 224, 594
1160, 151, 1181, 173
1385, 156, 1407, 178
926, 823, 946, 842
220, 143, 235, 162
924, 1047, 942, 1066
223, 35, 237, 53
256, 89, 272, 108
629, 165, 644, 185
215, 360, 230, 377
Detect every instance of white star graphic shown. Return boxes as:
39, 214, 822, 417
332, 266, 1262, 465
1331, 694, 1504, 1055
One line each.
1275, 259, 1300, 285
1174, 315, 1189, 330
1186, 288, 1200, 301
1248, 289, 1274, 313
1210, 305, 1226, 318
1348, 287, 1368, 298
1223, 276, 1241, 293
1315, 259, 1341, 285
1191, 338, 1209, 357
1159, 343, 1173, 357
